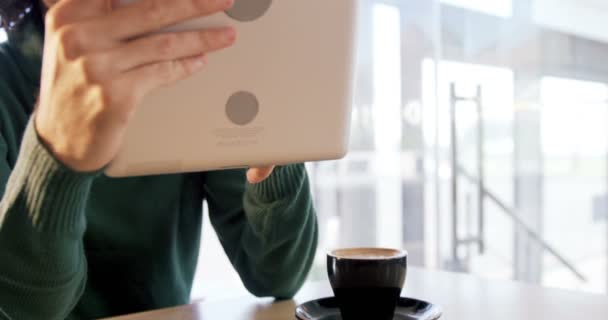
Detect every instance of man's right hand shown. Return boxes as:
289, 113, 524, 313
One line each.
35, 0, 236, 172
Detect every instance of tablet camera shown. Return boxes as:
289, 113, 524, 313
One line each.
225, 0, 272, 22
226, 91, 259, 126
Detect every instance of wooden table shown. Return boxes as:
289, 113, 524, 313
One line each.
107, 267, 608, 319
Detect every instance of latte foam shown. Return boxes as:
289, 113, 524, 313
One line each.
329, 248, 407, 260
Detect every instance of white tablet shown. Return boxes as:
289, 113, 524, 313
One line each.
106, 0, 359, 177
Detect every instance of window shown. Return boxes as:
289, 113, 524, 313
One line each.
533, 0, 608, 42
0, 29, 6, 43
541, 77, 608, 158
189, 0, 608, 300
540, 77, 608, 293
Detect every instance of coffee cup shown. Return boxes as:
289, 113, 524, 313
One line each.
327, 248, 407, 320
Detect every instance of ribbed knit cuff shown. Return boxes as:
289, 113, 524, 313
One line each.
248, 164, 306, 202
2, 119, 101, 236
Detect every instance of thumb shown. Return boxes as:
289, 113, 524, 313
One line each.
247, 166, 275, 184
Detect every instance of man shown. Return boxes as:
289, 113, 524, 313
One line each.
0, 0, 318, 319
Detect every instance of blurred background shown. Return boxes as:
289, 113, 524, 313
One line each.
2, 0, 608, 301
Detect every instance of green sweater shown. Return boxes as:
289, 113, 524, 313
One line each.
0, 18, 318, 320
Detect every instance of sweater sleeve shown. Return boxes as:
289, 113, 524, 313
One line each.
0, 119, 98, 320
204, 164, 318, 299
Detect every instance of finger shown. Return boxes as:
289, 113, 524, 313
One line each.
116, 54, 208, 106
247, 166, 275, 184
108, 27, 235, 73
87, 0, 234, 41
45, 0, 113, 29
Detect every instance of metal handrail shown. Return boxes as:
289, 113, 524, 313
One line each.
449, 82, 586, 283
457, 166, 588, 282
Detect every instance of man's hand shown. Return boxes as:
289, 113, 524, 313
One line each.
35, 0, 236, 172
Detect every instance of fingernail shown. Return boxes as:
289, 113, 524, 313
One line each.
194, 55, 208, 68
224, 0, 235, 9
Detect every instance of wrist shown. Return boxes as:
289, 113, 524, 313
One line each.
33, 111, 105, 173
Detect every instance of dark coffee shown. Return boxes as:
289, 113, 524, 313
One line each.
327, 248, 407, 320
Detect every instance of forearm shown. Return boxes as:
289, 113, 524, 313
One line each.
0, 120, 95, 319
207, 164, 318, 299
